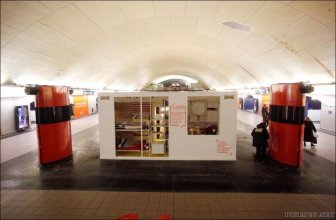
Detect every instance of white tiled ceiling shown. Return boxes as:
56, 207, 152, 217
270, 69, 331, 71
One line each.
40, 1, 73, 11
1, 24, 19, 47
272, 15, 335, 51
144, 17, 171, 37
214, 1, 264, 24
306, 40, 335, 72
290, 1, 335, 24
196, 19, 223, 38
170, 17, 198, 34
186, 1, 221, 20
39, 4, 101, 43
246, 1, 305, 37
1, 0, 335, 90
116, 20, 148, 41
73, 1, 127, 29
1, 1, 51, 31
9, 22, 77, 58
117, 1, 155, 21
153, 1, 186, 17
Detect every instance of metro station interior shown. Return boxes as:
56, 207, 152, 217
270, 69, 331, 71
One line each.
1, 1, 335, 219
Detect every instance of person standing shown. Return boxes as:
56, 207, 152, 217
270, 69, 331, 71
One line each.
304, 117, 317, 147
262, 104, 269, 126
251, 122, 269, 162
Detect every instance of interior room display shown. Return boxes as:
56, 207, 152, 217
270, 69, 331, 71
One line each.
187, 96, 219, 135
99, 91, 237, 160
114, 97, 143, 157
149, 97, 169, 155
14, 105, 29, 132
114, 96, 169, 157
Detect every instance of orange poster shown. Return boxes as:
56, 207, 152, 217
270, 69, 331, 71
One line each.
261, 94, 270, 109
73, 95, 88, 118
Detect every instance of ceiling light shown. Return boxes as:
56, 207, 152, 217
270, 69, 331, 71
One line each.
222, 21, 251, 32
153, 75, 198, 84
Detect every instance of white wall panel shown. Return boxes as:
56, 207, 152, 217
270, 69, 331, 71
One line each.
1, 96, 34, 135
88, 95, 98, 114
320, 105, 336, 132
307, 110, 321, 122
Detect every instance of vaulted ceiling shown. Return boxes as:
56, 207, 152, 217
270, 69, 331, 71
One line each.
1, 1, 335, 90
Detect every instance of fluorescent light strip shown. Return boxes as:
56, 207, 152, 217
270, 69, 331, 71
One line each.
153, 75, 198, 84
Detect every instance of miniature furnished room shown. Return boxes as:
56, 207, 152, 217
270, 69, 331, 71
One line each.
99, 91, 237, 161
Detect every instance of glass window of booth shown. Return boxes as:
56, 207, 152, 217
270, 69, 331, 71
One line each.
115, 97, 142, 157
114, 96, 169, 157
188, 96, 219, 135
147, 96, 169, 157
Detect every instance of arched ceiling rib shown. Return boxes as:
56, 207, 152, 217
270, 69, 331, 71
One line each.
1, 1, 335, 90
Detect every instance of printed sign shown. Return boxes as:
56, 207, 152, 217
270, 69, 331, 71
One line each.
83, 90, 94, 95
216, 139, 232, 155
100, 96, 110, 100
224, 95, 235, 99
170, 104, 186, 127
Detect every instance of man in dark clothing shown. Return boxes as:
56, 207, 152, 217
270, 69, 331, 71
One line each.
304, 117, 317, 147
251, 122, 269, 162
262, 104, 269, 126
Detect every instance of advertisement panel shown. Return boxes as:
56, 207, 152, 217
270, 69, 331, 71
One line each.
73, 95, 88, 118
261, 94, 270, 109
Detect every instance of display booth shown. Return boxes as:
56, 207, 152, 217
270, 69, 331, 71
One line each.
99, 91, 237, 160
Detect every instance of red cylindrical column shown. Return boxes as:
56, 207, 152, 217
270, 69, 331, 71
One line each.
268, 83, 308, 167
35, 86, 72, 164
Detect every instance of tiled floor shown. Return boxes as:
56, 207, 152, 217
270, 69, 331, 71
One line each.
1, 190, 335, 219
1, 111, 335, 219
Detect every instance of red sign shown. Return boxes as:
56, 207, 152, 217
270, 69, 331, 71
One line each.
170, 104, 186, 127
216, 139, 232, 155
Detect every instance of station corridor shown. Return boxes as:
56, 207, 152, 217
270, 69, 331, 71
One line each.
1, 111, 335, 219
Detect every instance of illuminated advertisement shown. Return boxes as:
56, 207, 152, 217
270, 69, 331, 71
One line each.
73, 95, 88, 118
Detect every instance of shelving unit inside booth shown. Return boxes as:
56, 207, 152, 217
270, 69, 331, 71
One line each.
114, 97, 150, 157
150, 97, 169, 156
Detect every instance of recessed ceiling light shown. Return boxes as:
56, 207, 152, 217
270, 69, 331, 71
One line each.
222, 21, 251, 32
